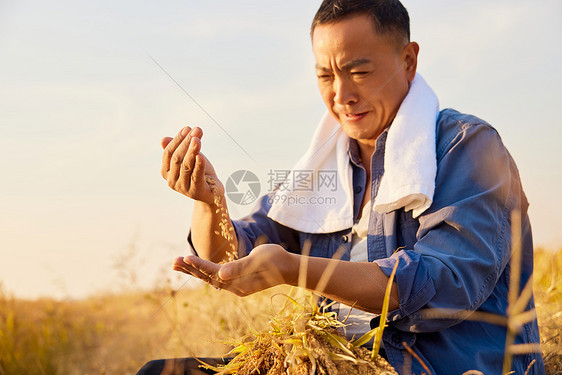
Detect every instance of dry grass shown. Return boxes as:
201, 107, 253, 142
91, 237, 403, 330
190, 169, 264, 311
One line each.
0, 281, 281, 375
534, 247, 562, 374
0, 248, 560, 375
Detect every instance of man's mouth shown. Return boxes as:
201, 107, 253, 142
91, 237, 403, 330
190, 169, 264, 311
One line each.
343, 112, 368, 121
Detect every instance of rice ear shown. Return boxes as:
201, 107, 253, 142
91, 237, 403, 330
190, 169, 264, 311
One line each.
205, 176, 238, 262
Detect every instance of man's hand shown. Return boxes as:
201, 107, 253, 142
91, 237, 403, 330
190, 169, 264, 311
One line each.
161, 126, 224, 205
172, 244, 296, 296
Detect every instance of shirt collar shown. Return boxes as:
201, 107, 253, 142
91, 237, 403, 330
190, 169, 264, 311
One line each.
346, 127, 390, 168
347, 138, 363, 168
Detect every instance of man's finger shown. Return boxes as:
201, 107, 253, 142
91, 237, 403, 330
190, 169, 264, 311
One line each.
161, 127, 190, 179
161, 137, 173, 149
173, 257, 226, 287
172, 257, 201, 276
180, 137, 201, 184
183, 255, 222, 280
166, 128, 203, 187
191, 153, 206, 186
176, 255, 277, 296
218, 257, 261, 280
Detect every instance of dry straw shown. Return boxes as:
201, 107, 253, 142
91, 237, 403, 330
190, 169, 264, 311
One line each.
200, 289, 399, 375
199, 255, 400, 374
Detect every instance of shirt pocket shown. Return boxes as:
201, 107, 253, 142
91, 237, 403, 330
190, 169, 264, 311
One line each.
396, 209, 420, 250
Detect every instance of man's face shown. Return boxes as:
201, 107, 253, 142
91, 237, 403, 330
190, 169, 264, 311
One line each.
312, 15, 417, 146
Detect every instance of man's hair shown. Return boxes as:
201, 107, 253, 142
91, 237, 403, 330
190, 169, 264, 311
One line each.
311, 0, 410, 46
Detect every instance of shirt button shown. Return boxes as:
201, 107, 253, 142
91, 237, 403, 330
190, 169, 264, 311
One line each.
341, 235, 349, 243
354, 186, 363, 194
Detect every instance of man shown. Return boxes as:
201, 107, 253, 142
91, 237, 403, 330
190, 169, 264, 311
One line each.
142, 0, 545, 374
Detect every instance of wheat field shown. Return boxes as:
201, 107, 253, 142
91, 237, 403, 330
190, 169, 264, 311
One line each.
0, 248, 560, 375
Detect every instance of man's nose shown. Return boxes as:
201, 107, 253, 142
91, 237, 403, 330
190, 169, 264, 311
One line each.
333, 77, 358, 105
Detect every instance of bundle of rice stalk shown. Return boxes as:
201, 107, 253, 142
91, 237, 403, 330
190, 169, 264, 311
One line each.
201, 263, 399, 375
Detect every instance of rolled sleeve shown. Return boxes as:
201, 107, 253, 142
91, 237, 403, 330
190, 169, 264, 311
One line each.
231, 220, 254, 258
376, 120, 523, 332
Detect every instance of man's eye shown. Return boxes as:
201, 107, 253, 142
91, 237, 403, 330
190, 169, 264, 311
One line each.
351, 71, 368, 77
317, 74, 333, 80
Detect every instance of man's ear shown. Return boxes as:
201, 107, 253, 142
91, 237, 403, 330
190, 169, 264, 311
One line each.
402, 42, 419, 82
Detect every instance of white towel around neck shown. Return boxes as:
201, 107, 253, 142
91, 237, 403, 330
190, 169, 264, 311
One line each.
267, 74, 439, 234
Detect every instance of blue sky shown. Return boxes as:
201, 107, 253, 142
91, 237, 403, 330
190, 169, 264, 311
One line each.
1, 0, 561, 299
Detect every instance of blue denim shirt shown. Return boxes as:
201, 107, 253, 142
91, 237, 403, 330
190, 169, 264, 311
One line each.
227, 109, 544, 375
